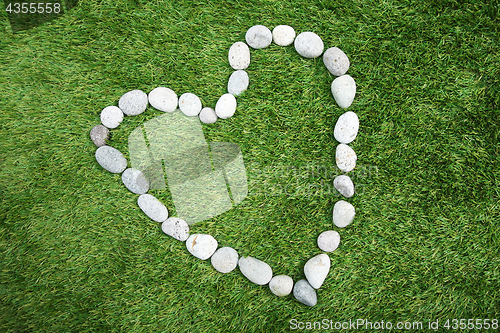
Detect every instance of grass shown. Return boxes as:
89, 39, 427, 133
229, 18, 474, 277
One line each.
0, 0, 499, 331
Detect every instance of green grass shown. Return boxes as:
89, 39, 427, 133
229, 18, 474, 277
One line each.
1, 0, 499, 331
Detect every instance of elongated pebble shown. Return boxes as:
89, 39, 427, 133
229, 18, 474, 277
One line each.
336, 143, 357, 172
179, 93, 202, 116
333, 200, 355, 228
162, 217, 189, 241
304, 254, 330, 289
95, 146, 127, 174
227, 70, 249, 96
148, 87, 178, 112
122, 168, 149, 194
334, 175, 355, 198
238, 256, 273, 285
90, 124, 109, 147
228, 42, 250, 70
334, 111, 359, 144
138, 194, 168, 222
294, 32, 324, 58
100, 106, 123, 129
331, 75, 356, 109
293, 279, 317, 307
323, 47, 350, 76
215, 93, 237, 119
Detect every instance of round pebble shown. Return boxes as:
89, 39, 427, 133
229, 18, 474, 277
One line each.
100, 106, 123, 129
122, 168, 149, 194
334, 175, 355, 198
215, 93, 237, 119
118, 90, 148, 116
323, 47, 350, 76
179, 93, 202, 116
186, 234, 218, 260
304, 254, 330, 289
238, 256, 273, 285
334, 111, 359, 144
333, 200, 356, 228
137, 194, 168, 222
90, 124, 109, 147
336, 143, 357, 172
161, 217, 189, 241
228, 42, 250, 70
95, 146, 127, 174
331, 75, 356, 109
317, 230, 340, 252
211, 247, 239, 273
293, 279, 317, 307
148, 87, 178, 112
294, 32, 324, 58
245, 25, 272, 49
199, 107, 218, 124
227, 70, 249, 96
269, 275, 294, 297
272, 25, 295, 46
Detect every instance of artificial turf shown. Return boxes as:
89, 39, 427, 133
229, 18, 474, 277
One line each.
0, 0, 499, 331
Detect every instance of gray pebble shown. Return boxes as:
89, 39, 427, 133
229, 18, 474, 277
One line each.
272, 25, 295, 46
304, 253, 330, 289
323, 47, 350, 76
179, 93, 202, 116
90, 124, 109, 147
100, 106, 123, 129
293, 279, 317, 307
227, 70, 249, 96
331, 75, 356, 109
333, 200, 355, 228
122, 168, 149, 194
211, 247, 239, 273
118, 90, 148, 116
161, 217, 189, 241
334, 175, 355, 198
228, 42, 250, 70
95, 146, 127, 174
238, 256, 273, 285
334, 111, 359, 144
148, 87, 178, 112
317, 230, 340, 252
215, 93, 237, 119
294, 32, 324, 58
186, 234, 218, 260
137, 193, 168, 222
245, 25, 272, 49
199, 107, 218, 124
269, 275, 294, 297
336, 143, 357, 172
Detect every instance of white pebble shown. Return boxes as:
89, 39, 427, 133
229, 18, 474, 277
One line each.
95, 146, 127, 174
199, 107, 218, 124
211, 247, 239, 273
336, 143, 357, 172
294, 32, 324, 58
178, 93, 202, 116
238, 256, 273, 285
215, 93, 237, 119
245, 25, 272, 49
118, 90, 148, 116
323, 47, 350, 76
121, 168, 149, 194
186, 234, 218, 260
334, 111, 359, 144
137, 194, 168, 222
269, 275, 294, 296
227, 70, 249, 96
272, 25, 295, 46
100, 106, 123, 129
162, 217, 189, 241
148, 87, 178, 112
228, 42, 250, 70
334, 175, 355, 198
317, 230, 340, 252
293, 279, 317, 307
333, 200, 355, 228
331, 75, 356, 109
304, 253, 330, 289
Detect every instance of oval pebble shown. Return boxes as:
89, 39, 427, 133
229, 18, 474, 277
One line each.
186, 234, 218, 260
122, 168, 149, 194
317, 230, 340, 252
272, 25, 295, 46
238, 256, 273, 285
323, 47, 350, 76
118, 90, 148, 116
294, 32, 324, 58
334, 111, 359, 144
245, 25, 272, 49
162, 217, 189, 241
199, 107, 218, 124
100, 106, 123, 129
304, 254, 330, 289
331, 75, 356, 109
293, 279, 317, 307
137, 194, 168, 222
336, 143, 357, 172
90, 124, 109, 147
227, 70, 249, 96
334, 175, 355, 198
215, 93, 237, 119
148, 87, 178, 112
333, 200, 355, 228
269, 275, 294, 297
228, 42, 250, 70
179, 93, 202, 116
211, 247, 239, 273
95, 146, 127, 174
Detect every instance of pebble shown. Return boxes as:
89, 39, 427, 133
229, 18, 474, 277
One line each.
304, 254, 330, 289
238, 256, 273, 285
95, 146, 127, 174
331, 75, 356, 109
211, 247, 239, 273
121, 168, 149, 194
228, 42, 250, 70
334, 175, 355, 198
336, 143, 357, 172
245, 25, 272, 49
294, 32, 324, 58
227, 70, 249, 96
118, 90, 148, 116
293, 279, 317, 307
90, 124, 109, 147
100, 106, 123, 129
215, 93, 237, 119
161, 217, 189, 241
334, 111, 359, 144
323, 47, 350, 76
269, 275, 294, 297
148, 87, 178, 112
137, 194, 168, 222
199, 107, 218, 124
317, 230, 341, 252
186, 234, 218, 260
333, 200, 356, 228
272, 25, 295, 46
179, 93, 202, 116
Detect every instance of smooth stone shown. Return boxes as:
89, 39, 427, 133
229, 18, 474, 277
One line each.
293, 279, 317, 307
323, 47, 350, 76
122, 168, 149, 194
333, 200, 356, 228
211, 247, 239, 273
90, 125, 109, 147
317, 230, 341, 252
100, 106, 123, 129
179, 93, 202, 116
118, 90, 148, 116
227, 70, 249, 96
331, 75, 356, 109
334, 175, 355, 198
186, 234, 218, 260
294, 32, 324, 58
228, 42, 250, 70
336, 143, 357, 172
161, 217, 189, 241
95, 146, 127, 174
269, 275, 294, 297
272, 25, 295, 46
215, 93, 237, 119
148, 87, 178, 112
199, 107, 218, 124
304, 254, 330, 289
245, 25, 272, 49
137, 194, 168, 223
238, 256, 273, 285
334, 111, 359, 144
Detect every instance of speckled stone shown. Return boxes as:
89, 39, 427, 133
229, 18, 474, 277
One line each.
228, 42, 250, 70
317, 230, 341, 252
332, 200, 356, 228
323, 47, 350, 76
148, 87, 178, 112
211, 247, 239, 273
186, 234, 218, 260
227, 70, 249, 96
137, 194, 168, 222
179, 93, 202, 116
215, 93, 237, 119
95, 146, 127, 174
304, 254, 330, 289
272, 25, 295, 46
334, 175, 355, 198
199, 107, 218, 124
334, 111, 359, 144
118, 90, 148, 116
245, 25, 272, 49
100, 106, 123, 129
90, 124, 109, 147
336, 143, 357, 172
331, 75, 356, 109
293, 279, 317, 307
238, 256, 273, 285
294, 32, 324, 58
122, 168, 149, 194
161, 217, 189, 241
269, 275, 294, 297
